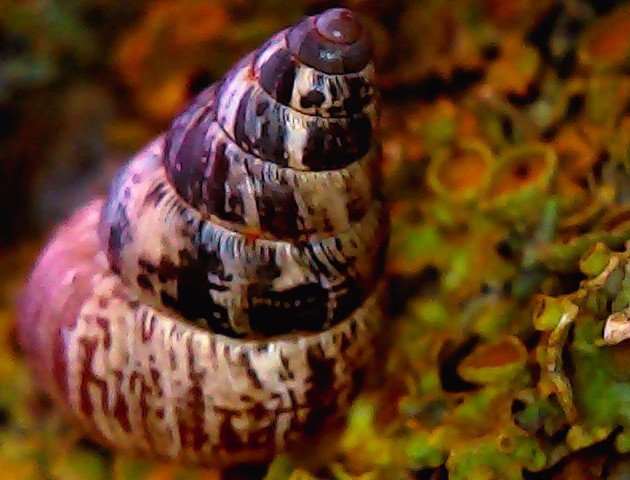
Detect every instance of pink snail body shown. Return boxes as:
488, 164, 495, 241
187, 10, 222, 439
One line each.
17, 8, 388, 468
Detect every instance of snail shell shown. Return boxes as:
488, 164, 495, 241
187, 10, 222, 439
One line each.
17, 8, 388, 468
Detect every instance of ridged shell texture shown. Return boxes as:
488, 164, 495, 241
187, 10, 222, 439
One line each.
18, 8, 388, 468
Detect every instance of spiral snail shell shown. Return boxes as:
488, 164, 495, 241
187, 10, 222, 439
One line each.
17, 8, 388, 468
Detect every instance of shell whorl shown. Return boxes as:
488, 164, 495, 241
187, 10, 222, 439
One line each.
18, 8, 388, 468
102, 7, 386, 338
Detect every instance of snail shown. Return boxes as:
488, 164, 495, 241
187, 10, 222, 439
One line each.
17, 8, 388, 468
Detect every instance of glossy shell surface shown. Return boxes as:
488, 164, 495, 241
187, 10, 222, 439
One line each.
18, 8, 387, 467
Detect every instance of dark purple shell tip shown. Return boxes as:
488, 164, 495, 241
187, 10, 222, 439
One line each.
315, 8, 364, 45
285, 8, 373, 75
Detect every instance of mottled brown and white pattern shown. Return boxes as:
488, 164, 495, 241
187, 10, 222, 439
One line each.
215, 53, 376, 171
253, 31, 375, 117
102, 137, 387, 336
164, 84, 382, 238
19, 202, 379, 466
17, 8, 388, 468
